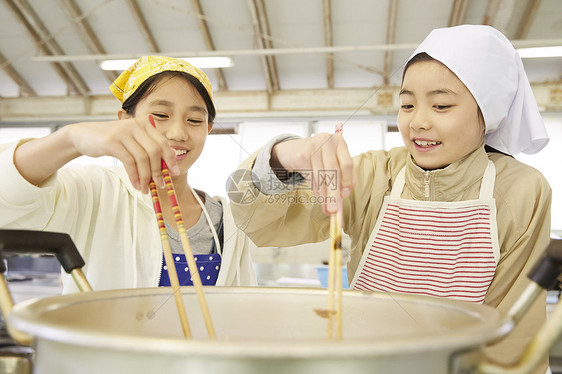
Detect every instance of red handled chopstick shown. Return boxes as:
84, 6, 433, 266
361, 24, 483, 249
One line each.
148, 115, 216, 339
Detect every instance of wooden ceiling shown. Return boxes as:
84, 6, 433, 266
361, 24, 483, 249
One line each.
0, 0, 561, 125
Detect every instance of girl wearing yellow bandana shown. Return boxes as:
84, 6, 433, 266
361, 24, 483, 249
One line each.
0, 56, 257, 291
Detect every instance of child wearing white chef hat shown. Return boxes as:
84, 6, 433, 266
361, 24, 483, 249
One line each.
230, 25, 551, 372
0, 56, 257, 292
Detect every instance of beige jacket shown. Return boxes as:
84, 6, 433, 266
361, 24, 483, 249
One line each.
231, 144, 552, 371
0, 141, 257, 292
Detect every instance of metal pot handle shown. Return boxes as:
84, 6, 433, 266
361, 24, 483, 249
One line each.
528, 238, 562, 290
0, 229, 93, 346
480, 238, 562, 374
0, 230, 91, 291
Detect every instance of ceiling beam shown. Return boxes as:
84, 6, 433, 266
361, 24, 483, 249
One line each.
255, 0, 279, 91
58, 0, 118, 83
5, 0, 90, 96
189, 0, 228, 91
322, 0, 334, 89
2, 82, 560, 125
0, 50, 36, 97
482, 0, 501, 25
31, 36, 562, 62
383, 0, 398, 85
483, 0, 516, 32
0, 89, 397, 123
448, 0, 469, 26
124, 0, 159, 53
247, 0, 275, 95
514, 0, 542, 39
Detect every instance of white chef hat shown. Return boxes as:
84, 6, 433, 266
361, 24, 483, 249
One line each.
408, 24, 549, 155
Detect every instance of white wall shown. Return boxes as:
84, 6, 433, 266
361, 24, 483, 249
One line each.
313, 120, 386, 155
516, 118, 562, 232
191, 122, 310, 197
0, 127, 51, 142
189, 133, 243, 197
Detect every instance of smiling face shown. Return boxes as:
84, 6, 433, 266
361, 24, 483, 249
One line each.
398, 60, 485, 170
133, 75, 212, 175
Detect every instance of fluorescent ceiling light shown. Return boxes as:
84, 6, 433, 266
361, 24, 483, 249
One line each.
100, 56, 234, 71
516, 46, 562, 58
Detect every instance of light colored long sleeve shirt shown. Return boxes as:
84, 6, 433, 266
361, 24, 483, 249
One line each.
0, 141, 257, 293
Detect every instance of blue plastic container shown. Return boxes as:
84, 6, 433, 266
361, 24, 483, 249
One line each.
316, 266, 349, 289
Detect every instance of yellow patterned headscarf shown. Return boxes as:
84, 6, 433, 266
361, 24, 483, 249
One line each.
110, 56, 213, 103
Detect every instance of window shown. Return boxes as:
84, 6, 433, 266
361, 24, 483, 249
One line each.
0, 127, 52, 143
516, 118, 562, 232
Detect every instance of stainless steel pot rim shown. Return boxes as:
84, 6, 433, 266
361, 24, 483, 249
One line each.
8, 287, 502, 358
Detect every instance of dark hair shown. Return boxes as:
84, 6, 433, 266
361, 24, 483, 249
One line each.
121, 71, 216, 123
485, 144, 513, 157
401, 52, 435, 82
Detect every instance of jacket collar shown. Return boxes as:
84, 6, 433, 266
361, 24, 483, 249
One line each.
404, 144, 489, 201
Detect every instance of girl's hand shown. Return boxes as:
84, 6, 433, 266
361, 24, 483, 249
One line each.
66, 117, 178, 193
270, 133, 355, 215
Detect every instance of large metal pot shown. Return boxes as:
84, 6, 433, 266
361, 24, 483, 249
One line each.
1, 230, 562, 374
10, 287, 500, 374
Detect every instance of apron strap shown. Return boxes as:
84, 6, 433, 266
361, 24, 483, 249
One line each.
390, 168, 406, 198
479, 161, 496, 200
190, 186, 222, 255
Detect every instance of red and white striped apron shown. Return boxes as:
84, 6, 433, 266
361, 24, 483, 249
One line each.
350, 161, 500, 303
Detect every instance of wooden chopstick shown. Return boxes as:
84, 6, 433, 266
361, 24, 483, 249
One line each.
334, 209, 343, 339
327, 123, 344, 340
327, 210, 343, 340
149, 181, 192, 338
148, 115, 216, 339
327, 224, 336, 339
160, 164, 217, 339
